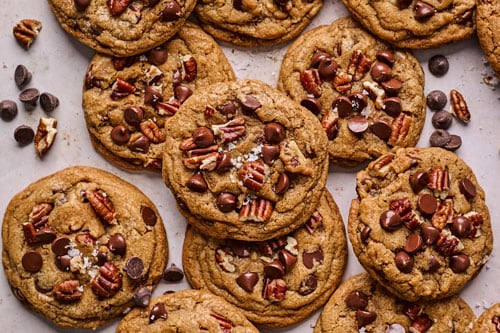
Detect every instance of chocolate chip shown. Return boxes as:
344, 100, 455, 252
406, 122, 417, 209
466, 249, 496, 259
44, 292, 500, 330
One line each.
376, 50, 395, 67
186, 173, 207, 192
443, 134, 462, 151
144, 86, 163, 105
133, 286, 152, 307
459, 179, 476, 199
51, 236, 70, 256
227, 240, 251, 257
141, 205, 157, 226
318, 58, 337, 80
215, 152, 233, 171
14, 64, 32, 89
345, 290, 369, 310
22, 251, 43, 272
311, 50, 330, 67
428, 55, 449, 77
349, 92, 368, 112
264, 122, 286, 144
274, 173, 290, 195
397, 0, 412, 9
371, 61, 392, 82
149, 302, 168, 323
381, 78, 402, 96
347, 116, 369, 134
426, 254, 441, 272
431, 110, 452, 129
108, 233, 126, 256
417, 193, 438, 215
39, 92, 59, 112
174, 85, 192, 104
414, 1, 436, 21
382, 97, 401, 117
380, 210, 403, 230
216, 192, 237, 212
334, 96, 353, 118
147, 47, 168, 66
19, 88, 40, 110
110, 125, 131, 145
395, 251, 413, 273
124, 256, 144, 280
262, 145, 280, 165
124, 106, 144, 127
356, 310, 377, 328
278, 249, 297, 272
371, 119, 392, 141
451, 216, 472, 238
360, 225, 371, 243
298, 274, 318, 295
404, 232, 423, 254
161, 0, 183, 21
300, 97, 321, 115
421, 225, 440, 245
240, 94, 261, 112
236, 272, 258, 292
302, 249, 324, 269
56, 255, 71, 271
426, 90, 447, 111
1, 100, 18, 121
449, 254, 470, 273
14, 125, 34, 145
128, 135, 150, 153
163, 263, 184, 282
217, 101, 237, 117
263, 260, 285, 279
409, 171, 429, 193
192, 127, 214, 148
429, 129, 451, 147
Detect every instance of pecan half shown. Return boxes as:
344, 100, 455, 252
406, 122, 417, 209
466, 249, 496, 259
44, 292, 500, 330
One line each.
181, 55, 197, 82
212, 118, 246, 142
388, 113, 411, 146
431, 198, 453, 230
91, 262, 122, 298
110, 78, 135, 100
156, 100, 179, 116
333, 72, 352, 93
428, 166, 450, 199
215, 248, 235, 273
86, 189, 117, 224
300, 69, 321, 97
29, 203, 53, 226
279, 141, 313, 176
238, 160, 267, 192
449, 89, 470, 123
347, 50, 373, 81
182, 151, 219, 171
107, 0, 132, 15
140, 119, 165, 143
368, 153, 395, 177
13, 19, 42, 49
34, 117, 58, 156
239, 197, 273, 222
53, 280, 82, 302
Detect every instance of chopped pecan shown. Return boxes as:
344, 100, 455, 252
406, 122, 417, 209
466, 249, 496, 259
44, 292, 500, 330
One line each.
210, 312, 233, 333
362, 81, 386, 109
389, 198, 422, 230
239, 197, 273, 222
140, 119, 165, 143
13, 19, 42, 49
205, 105, 216, 117
215, 248, 235, 273
91, 262, 122, 298
431, 198, 454, 230
85, 189, 117, 224
388, 113, 411, 146
182, 151, 219, 171
53, 280, 82, 302
305, 211, 323, 234
300, 69, 321, 97
368, 153, 395, 177
212, 118, 246, 142
29, 203, 53, 226
110, 78, 135, 100
333, 72, 352, 93
156, 100, 179, 116
465, 211, 483, 238
436, 232, 463, 256
450, 89, 470, 124
238, 160, 267, 192
279, 141, 314, 176
347, 50, 373, 81
410, 313, 433, 333
321, 110, 339, 140
107, 0, 132, 15
181, 55, 197, 82
34, 117, 58, 156
263, 278, 287, 301
403, 303, 422, 320
427, 166, 450, 199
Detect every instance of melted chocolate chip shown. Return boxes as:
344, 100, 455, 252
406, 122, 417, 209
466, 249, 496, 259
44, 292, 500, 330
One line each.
240, 94, 261, 112
380, 210, 403, 230
371, 119, 392, 141
347, 116, 369, 134
147, 47, 168, 66
51, 236, 70, 256
111, 125, 131, 145
376, 50, 395, 67
395, 251, 413, 273
298, 274, 318, 295
108, 233, 126, 256
192, 127, 214, 148
56, 255, 71, 271
459, 179, 476, 199
371, 61, 392, 82
381, 78, 402, 96
124, 256, 144, 280
262, 145, 280, 165
216, 193, 237, 212
404, 232, 423, 254
278, 249, 297, 272
128, 135, 150, 153
318, 58, 337, 80
383, 97, 402, 117
451, 216, 472, 238
421, 225, 440, 245
409, 171, 429, 193
149, 303, 168, 323
133, 286, 152, 307
264, 122, 286, 144
236, 272, 258, 292
360, 225, 371, 243
22, 251, 43, 272
300, 97, 321, 115
274, 173, 290, 195
449, 254, 470, 273
414, 1, 436, 20
302, 249, 324, 269
417, 193, 438, 215
124, 106, 144, 127
174, 85, 192, 104
263, 260, 285, 279
217, 101, 237, 117
349, 92, 368, 112
356, 310, 377, 328
345, 290, 369, 310
141, 205, 157, 226
334, 96, 353, 118
161, 0, 183, 21
186, 173, 207, 192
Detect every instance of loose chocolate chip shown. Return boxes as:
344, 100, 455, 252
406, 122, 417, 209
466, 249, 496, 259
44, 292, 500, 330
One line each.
51, 236, 70, 256
110, 125, 131, 145
14, 64, 32, 89
124, 106, 144, 127
347, 116, 369, 134
397, 0, 412, 9
429, 129, 451, 147
192, 127, 214, 148
149, 303, 168, 323
264, 260, 285, 279
22, 251, 43, 272
128, 135, 150, 153
186, 173, 207, 192
345, 290, 369, 310
161, 0, 183, 21
431, 110, 452, 129
264, 122, 286, 144
371, 119, 392, 141
318, 58, 337, 80
334, 96, 353, 118
356, 310, 377, 328
124, 256, 144, 280
426, 90, 447, 111
19, 88, 40, 110
39, 92, 59, 112
395, 251, 413, 273
302, 249, 324, 269
386, 323, 406, 333
360, 225, 371, 243
404, 232, 423, 254
417, 193, 438, 215
300, 97, 321, 115
382, 97, 402, 117
140, 205, 157, 226
459, 179, 476, 199
380, 210, 403, 230
147, 47, 168, 66
298, 274, 318, 295
376, 50, 395, 67
174, 85, 193, 104
1, 100, 18, 121
274, 173, 290, 195
381, 78, 402, 96
56, 255, 71, 271
133, 286, 152, 307
421, 225, 440, 245
443, 134, 462, 151
262, 145, 280, 165
409, 171, 429, 193
278, 249, 297, 272
451, 216, 472, 238
240, 94, 261, 112
449, 254, 470, 273
163, 263, 184, 282
108, 233, 127, 256
14, 125, 34, 145
216, 193, 237, 212
371, 61, 392, 82
428, 55, 449, 77
414, 1, 436, 21
236, 272, 259, 292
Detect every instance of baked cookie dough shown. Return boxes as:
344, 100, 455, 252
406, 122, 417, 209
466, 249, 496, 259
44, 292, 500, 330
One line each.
183, 190, 347, 329
348, 147, 493, 301
48, 0, 197, 57
314, 273, 476, 332
340, 0, 476, 49
472, 303, 500, 333
278, 17, 425, 167
2, 166, 168, 329
194, 0, 323, 46
83, 22, 235, 172
476, 0, 500, 77
116, 289, 259, 332
162, 79, 329, 241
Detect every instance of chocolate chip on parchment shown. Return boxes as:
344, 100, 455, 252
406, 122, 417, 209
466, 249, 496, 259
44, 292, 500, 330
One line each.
429, 129, 451, 147
428, 55, 449, 77
431, 110, 452, 129
14, 64, 32, 89
426, 90, 447, 111
1, 100, 18, 121
133, 286, 152, 307
443, 134, 462, 151
163, 263, 184, 282
19, 88, 40, 110
14, 125, 35, 145
39, 92, 59, 112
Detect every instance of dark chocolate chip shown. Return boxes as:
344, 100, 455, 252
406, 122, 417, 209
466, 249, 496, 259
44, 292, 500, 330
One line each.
133, 286, 152, 307
409, 171, 429, 193
318, 58, 337, 80
311, 50, 330, 67
356, 310, 377, 328
451, 216, 472, 238
371, 119, 392, 141
443, 134, 462, 151
449, 254, 470, 273
19, 88, 40, 110
278, 249, 297, 272
459, 179, 476, 199
147, 47, 168, 66
216, 193, 237, 212
274, 173, 290, 195
360, 225, 371, 243
108, 233, 126, 256
397, 0, 412, 8
1, 100, 18, 121
345, 290, 369, 310
172, 69, 182, 87
302, 249, 324, 269
349, 92, 368, 112
376, 50, 395, 67
227, 240, 251, 257
14, 64, 32, 89
236, 272, 258, 292
35, 227, 57, 244
163, 263, 184, 282
347, 116, 369, 134
298, 274, 318, 295
161, 0, 183, 21
56, 255, 71, 271
371, 61, 392, 82
124, 256, 144, 280
381, 78, 402, 96
264, 122, 286, 144
404, 232, 423, 254
51, 236, 70, 256
263, 260, 285, 279
186, 173, 207, 192
300, 97, 321, 115
431, 110, 453, 129
192, 127, 214, 148
421, 225, 440, 245
124, 106, 144, 127
144, 86, 163, 105
334, 96, 353, 118
395, 251, 413, 273
174, 85, 193, 104
39, 92, 59, 112
215, 152, 233, 171
426, 254, 441, 272
426, 90, 447, 111
417, 193, 438, 215
128, 135, 150, 153
149, 303, 168, 323
110, 125, 131, 145
141, 205, 157, 226
14, 125, 34, 145
217, 101, 237, 117
22, 251, 43, 272
383, 97, 402, 117
429, 129, 451, 147
240, 94, 261, 112
262, 145, 280, 165
428, 55, 449, 77
75, 0, 91, 10
414, 1, 436, 21
380, 210, 403, 230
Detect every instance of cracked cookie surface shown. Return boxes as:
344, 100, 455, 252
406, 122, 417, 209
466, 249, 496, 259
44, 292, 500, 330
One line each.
348, 147, 493, 301
476, 0, 500, 77
1, 166, 168, 328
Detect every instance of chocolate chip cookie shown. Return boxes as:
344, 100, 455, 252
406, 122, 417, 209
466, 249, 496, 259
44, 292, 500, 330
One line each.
194, 0, 323, 46
477, 0, 500, 77
340, 0, 475, 49
83, 22, 235, 172
348, 147, 493, 301
116, 289, 259, 332
182, 190, 347, 329
314, 273, 476, 332
47, 0, 197, 57
277, 17, 426, 167
2, 166, 168, 328
162, 79, 329, 241
472, 303, 500, 333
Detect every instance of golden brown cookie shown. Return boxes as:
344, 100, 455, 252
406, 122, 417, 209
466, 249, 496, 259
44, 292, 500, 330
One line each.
182, 190, 347, 329
348, 147, 493, 301
278, 17, 425, 167
471, 303, 500, 333
476, 0, 500, 77
2, 166, 168, 328
83, 22, 235, 172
